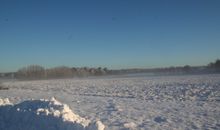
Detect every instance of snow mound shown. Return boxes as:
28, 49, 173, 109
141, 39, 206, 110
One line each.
0, 97, 105, 130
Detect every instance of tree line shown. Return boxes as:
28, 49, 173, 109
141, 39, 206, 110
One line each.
208, 59, 220, 70
2, 59, 220, 80
109, 59, 220, 75
16, 65, 109, 79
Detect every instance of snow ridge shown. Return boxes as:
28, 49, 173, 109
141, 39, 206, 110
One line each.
0, 97, 105, 130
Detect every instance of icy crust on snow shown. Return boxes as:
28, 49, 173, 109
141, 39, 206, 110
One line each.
0, 97, 105, 130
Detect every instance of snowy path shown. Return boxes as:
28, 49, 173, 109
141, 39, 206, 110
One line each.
1, 74, 220, 130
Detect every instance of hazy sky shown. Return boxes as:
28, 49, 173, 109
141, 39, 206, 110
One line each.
0, 0, 220, 72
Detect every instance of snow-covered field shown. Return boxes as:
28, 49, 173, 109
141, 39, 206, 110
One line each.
0, 74, 220, 130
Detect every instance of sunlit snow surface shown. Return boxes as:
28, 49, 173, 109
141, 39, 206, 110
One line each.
1, 74, 220, 130
0, 98, 104, 130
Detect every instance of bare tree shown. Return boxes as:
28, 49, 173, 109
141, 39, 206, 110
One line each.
16, 65, 45, 79
46, 66, 73, 78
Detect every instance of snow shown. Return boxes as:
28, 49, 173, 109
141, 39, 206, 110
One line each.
123, 122, 137, 129
0, 98, 11, 106
0, 97, 104, 130
0, 74, 220, 130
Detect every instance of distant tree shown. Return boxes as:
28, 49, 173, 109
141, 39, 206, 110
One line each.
215, 59, 220, 68
16, 65, 45, 79
71, 67, 78, 77
208, 59, 220, 69
46, 66, 72, 78
183, 65, 191, 73
89, 68, 96, 75
168, 66, 176, 73
94, 67, 105, 75
103, 67, 108, 73
208, 62, 215, 68
78, 67, 90, 77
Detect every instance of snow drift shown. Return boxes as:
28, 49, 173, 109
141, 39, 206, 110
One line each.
0, 97, 105, 130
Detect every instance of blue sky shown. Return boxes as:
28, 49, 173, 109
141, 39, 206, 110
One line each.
0, 0, 220, 72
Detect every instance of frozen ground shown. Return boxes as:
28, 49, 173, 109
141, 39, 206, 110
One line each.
0, 74, 220, 130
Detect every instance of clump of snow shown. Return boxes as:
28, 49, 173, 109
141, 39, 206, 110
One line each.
0, 98, 11, 105
0, 97, 105, 130
123, 122, 137, 129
